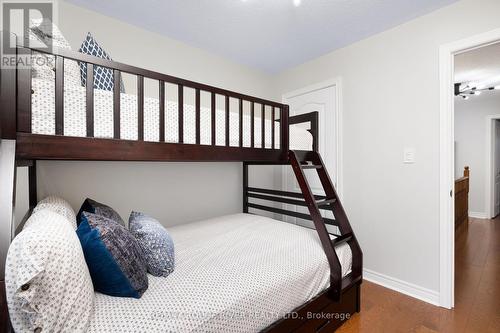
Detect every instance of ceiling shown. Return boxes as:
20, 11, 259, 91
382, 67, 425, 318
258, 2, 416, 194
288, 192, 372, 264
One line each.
66, 0, 458, 74
455, 42, 500, 89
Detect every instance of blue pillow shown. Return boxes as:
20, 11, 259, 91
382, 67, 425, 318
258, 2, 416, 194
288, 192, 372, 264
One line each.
78, 32, 125, 92
129, 211, 175, 277
77, 198, 125, 227
77, 212, 148, 298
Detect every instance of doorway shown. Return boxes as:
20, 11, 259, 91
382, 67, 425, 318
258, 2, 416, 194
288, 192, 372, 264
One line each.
440, 28, 500, 309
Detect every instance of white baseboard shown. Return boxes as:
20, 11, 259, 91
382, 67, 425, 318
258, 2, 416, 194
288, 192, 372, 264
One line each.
363, 268, 440, 306
468, 211, 489, 219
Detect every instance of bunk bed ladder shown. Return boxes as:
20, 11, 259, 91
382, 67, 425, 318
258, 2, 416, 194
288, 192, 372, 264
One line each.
289, 150, 363, 301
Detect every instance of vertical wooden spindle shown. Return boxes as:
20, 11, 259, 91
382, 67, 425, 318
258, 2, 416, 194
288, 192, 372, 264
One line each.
159, 81, 165, 142
195, 89, 201, 145
55, 56, 64, 135
261, 104, 265, 149
178, 85, 184, 143
211, 92, 216, 146
281, 105, 290, 153
16, 48, 32, 134
250, 102, 255, 148
137, 75, 144, 141
239, 99, 243, 147
225, 95, 230, 147
113, 69, 121, 139
86, 63, 94, 137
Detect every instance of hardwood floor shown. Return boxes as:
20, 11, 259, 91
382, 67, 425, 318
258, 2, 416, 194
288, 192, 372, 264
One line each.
337, 217, 500, 333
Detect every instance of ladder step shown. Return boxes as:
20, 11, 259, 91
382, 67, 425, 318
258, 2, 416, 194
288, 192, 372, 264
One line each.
332, 233, 353, 247
301, 164, 322, 169
341, 272, 362, 291
316, 198, 336, 207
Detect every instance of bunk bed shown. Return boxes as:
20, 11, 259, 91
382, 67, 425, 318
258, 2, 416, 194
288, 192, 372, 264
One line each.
0, 32, 362, 333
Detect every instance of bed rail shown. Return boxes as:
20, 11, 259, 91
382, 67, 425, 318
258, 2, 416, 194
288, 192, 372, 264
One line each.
289, 111, 319, 152
0, 33, 306, 162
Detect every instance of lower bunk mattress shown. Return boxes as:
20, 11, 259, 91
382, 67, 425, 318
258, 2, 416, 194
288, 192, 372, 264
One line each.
88, 213, 352, 332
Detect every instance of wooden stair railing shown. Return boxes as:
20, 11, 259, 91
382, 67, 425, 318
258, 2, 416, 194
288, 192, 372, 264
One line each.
289, 150, 363, 300
455, 166, 470, 231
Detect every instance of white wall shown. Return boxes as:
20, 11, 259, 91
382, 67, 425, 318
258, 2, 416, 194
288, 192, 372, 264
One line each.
29, 1, 276, 226
455, 92, 500, 216
272, 0, 500, 297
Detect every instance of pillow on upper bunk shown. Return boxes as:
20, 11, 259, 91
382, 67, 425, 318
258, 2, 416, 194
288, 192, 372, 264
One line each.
129, 211, 175, 277
78, 32, 125, 93
30, 195, 77, 230
29, 18, 82, 87
77, 212, 148, 298
5, 209, 94, 333
77, 198, 125, 226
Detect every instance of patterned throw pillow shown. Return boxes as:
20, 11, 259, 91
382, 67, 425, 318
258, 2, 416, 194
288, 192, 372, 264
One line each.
29, 18, 82, 87
78, 32, 125, 92
5, 209, 94, 333
77, 212, 148, 298
129, 211, 175, 277
77, 198, 125, 226
30, 195, 77, 230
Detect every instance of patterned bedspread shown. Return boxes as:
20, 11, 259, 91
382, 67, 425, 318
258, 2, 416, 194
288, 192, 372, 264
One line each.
88, 213, 352, 333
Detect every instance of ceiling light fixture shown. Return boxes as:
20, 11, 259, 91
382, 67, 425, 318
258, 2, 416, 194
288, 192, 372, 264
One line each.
293, 0, 301, 7
455, 82, 499, 100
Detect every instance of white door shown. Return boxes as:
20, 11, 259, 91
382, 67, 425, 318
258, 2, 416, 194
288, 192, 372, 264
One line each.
282, 84, 338, 230
494, 120, 500, 217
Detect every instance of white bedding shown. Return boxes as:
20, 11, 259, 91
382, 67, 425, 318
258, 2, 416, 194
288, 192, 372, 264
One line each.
88, 213, 352, 333
31, 79, 313, 150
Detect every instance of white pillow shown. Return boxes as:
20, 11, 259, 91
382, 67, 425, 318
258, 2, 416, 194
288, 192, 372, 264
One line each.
5, 209, 94, 333
29, 18, 82, 87
29, 196, 77, 230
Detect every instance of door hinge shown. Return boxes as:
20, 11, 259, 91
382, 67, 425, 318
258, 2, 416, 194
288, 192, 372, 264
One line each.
450, 190, 453, 197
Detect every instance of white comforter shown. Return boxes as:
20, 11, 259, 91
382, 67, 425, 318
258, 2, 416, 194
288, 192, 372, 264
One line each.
88, 213, 352, 333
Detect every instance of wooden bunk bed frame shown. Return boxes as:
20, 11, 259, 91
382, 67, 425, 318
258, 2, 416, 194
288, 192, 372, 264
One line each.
0, 34, 362, 333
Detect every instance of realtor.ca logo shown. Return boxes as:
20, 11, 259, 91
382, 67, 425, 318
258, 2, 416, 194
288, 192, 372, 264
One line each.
1, 1, 54, 68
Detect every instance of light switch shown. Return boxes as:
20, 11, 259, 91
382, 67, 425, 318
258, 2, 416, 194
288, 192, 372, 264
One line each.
404, 148, 416, 164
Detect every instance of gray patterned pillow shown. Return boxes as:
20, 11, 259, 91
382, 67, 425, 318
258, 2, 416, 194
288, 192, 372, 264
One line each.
129, 211, 175, 277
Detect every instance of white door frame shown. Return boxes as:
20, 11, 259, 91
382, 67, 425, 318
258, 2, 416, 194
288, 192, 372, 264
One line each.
439, 28, 500, 309
281, 77, 343, 200
486, 115, 500, 219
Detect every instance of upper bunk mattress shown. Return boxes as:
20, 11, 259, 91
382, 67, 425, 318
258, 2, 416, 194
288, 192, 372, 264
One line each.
88, 213, 352, 333
31, 79, 313, 150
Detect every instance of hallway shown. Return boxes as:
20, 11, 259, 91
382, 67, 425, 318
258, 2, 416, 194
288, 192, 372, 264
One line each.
338, 217, 500, 332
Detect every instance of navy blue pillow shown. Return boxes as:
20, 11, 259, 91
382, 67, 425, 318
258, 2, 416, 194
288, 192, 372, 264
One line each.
76, 212, 148, 298
78, 32, 125, 92
77, 198, 125, 227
